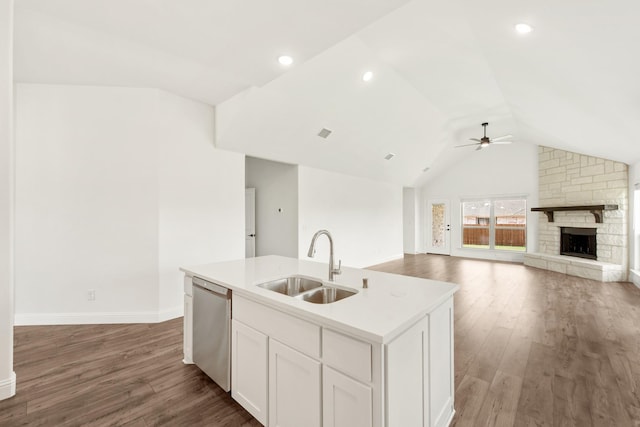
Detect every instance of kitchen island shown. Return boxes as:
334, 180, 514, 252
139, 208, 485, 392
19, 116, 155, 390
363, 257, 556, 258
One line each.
181, 255, 459, 427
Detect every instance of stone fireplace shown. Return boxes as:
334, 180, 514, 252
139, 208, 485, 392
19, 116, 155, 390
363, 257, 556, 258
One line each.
524, 146, 628, 282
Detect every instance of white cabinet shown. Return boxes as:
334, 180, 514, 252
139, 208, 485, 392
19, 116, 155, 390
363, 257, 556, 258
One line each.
269, 338, 321, 427
386, 298, 454, 427
428, 298, 454, 427
232, 319, 268, 425
205, 292, 454, 427
323, 366, 372, 427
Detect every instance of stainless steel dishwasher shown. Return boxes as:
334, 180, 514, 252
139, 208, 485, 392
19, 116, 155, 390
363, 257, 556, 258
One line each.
192, 276, 231, 392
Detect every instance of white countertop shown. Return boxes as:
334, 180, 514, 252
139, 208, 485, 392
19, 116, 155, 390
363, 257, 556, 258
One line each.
180, 255, 459, 344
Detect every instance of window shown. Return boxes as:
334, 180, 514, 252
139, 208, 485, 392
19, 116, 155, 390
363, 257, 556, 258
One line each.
462, 198, 526, 251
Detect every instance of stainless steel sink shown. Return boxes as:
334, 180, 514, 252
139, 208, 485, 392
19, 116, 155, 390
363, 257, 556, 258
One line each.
256, 275, 357, 304
294, 286, 357, 304
256, 276, 323, 296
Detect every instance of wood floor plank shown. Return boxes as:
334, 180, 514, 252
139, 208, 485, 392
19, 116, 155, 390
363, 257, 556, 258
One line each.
515, 342, 555, 427
450, 375, 491, 427
475, 370, 523, 427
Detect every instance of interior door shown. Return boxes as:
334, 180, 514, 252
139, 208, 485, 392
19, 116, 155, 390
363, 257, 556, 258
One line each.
427, 199, 450, 255
245, 188, 256, 258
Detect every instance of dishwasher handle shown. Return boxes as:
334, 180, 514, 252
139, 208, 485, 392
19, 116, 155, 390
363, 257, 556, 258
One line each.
192, 276, 230, 297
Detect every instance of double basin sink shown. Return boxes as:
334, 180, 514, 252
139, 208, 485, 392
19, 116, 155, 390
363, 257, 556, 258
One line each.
256, 275, 357, 304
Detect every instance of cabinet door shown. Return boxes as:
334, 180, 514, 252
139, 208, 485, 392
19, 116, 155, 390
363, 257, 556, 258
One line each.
269, 338, 321, 427
231, 320, 268, 426
428, 298, 454, 427
386, 318, 427, 427
323, 366, 372, 427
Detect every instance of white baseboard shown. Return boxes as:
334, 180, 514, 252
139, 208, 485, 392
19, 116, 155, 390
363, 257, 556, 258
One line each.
372, 253, 405, 266
452, 248, 525, 263
157, 305, 184, 322
0, 372, 16, 401
15, 305, 183, 326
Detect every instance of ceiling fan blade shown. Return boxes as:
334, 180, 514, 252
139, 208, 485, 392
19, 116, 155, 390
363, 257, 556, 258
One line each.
469, 138, 482, 142
475, 145, 483, 151
455, 143, 480, 148
492, 140, 513, 145
491, 134, 513, 142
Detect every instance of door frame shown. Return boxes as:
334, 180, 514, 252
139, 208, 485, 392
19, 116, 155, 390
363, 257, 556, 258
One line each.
426, 199, 451, 255
245, 188, 256, 258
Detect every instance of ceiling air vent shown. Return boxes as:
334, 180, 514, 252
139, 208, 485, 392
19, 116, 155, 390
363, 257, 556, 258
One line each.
317, 128, 332, 139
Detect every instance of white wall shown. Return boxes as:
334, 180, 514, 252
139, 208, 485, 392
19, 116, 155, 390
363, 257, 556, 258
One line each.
15, 84, 244, 324
420, 143, 539, 262
298, 166, 403, 268
245, 157, 298, 258
156, 90, 245, 315
403, 187, 418, 254
0, 0, 16, 401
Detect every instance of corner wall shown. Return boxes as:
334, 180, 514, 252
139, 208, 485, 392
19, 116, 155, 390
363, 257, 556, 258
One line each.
156, 90, 245, 316
14, 84, 244, 324
403, 188, 418, 254
298, 166, 403, 268
0, 0, 16, 400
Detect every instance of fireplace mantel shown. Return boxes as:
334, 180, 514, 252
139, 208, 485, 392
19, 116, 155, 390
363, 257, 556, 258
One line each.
531, 204, 618, 223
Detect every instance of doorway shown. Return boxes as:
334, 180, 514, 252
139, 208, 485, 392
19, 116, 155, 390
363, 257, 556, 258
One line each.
245, 188, 255, 258
427, 199, 450, 255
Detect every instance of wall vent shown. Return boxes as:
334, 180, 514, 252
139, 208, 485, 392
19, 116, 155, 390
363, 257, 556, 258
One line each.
317, 128, 332, 139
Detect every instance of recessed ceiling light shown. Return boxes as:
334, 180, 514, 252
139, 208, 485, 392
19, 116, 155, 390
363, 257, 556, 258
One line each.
515, 23, 533, 34
384, 153, 395, 160
362, 71, 374, 82
278, 55, 293, 66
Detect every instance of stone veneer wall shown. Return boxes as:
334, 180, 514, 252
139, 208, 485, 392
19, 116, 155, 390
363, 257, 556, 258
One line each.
535, 146, 628, 277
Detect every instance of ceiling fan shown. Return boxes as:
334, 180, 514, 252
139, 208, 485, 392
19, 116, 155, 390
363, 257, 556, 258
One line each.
456, 122, 513, 150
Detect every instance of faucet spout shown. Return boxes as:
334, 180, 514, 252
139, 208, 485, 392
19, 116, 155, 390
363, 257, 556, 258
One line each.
307, 230, 341, 281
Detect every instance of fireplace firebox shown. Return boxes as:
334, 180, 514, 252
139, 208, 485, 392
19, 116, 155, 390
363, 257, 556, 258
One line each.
560, 227, 597, 260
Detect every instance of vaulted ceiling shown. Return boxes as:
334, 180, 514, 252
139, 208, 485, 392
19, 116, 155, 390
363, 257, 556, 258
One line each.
14, 0, 640, 186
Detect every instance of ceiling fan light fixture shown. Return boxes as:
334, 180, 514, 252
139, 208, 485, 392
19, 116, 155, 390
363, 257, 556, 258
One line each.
480, 141, 490, 148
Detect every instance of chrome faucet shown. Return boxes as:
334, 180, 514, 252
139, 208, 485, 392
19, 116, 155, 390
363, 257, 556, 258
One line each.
307, 230, 342, 281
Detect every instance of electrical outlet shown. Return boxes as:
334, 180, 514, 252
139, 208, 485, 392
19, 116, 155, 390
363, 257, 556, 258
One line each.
88, 289, 96, 301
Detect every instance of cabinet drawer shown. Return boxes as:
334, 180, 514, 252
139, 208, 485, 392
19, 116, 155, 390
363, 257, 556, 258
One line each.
234, 294, 321, 358
322, 329, 372, 383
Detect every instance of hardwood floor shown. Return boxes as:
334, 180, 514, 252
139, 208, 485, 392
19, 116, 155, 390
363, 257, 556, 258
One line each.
2, 254, 640, 426
368, 254, 640, 427
0, 320, 261, 427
